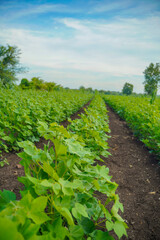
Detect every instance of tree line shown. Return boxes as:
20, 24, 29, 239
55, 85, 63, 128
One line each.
0, 44, 160, 102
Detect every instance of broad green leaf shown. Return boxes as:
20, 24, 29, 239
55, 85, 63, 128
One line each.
69, 225, 84, 239
53, 200, 74, 226
92, 230, 114, 240
43, 162, 59, 181
0, 217, 24, 240
72, 203, 88, 219
113, 221, 128, 239
53, 139, 67, 156
72, 179, 84, 191
0, 189, 16, 210
65, 138, 89, 158
37, 121, 48, 136
93, 179, 100, 190
27, 196, 51, 224
29, 232, 54, 240
57, 161, 67, 177
79, 217, 95, 234
52, 182, 61, 195
40, 179, 54, 188
31, 196, 48, 212
47, 217, 68, 239
98, 201, 111, 221
106, 221, 114, 231
28, 212, 50, 225
58, 178, 74, 196
18, 141, 38, 156
20, 219, 40, 239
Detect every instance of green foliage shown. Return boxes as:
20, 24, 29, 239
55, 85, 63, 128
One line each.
19, 77, 62, 91
104, 95, 160, 156
30, 77, 44, 90
20, 78, 30, 89
0, 95, 127, 239
143, 63, 160, 103
122, 83, 133, 95
0, 88, 92, 152
68, 95, 111, 160
0, 158, 9, 167
0, 45, 25, 87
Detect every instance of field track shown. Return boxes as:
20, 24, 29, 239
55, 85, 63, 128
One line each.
0, 101, 160, 239
105, 105, 160, 240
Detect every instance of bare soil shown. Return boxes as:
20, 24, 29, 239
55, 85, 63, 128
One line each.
104, 105, 160, 240
0, 101, 160, 240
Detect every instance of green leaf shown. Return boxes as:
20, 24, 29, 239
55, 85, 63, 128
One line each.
29, 232, 54, 240
28, 212, 50, 225
53, 139, 67, 156
53, 200, 74, 226
43, 162, 59, 181
18, 141, 38, 156
72, 203, 88, 219
92, 230, 114, 240
106, 221, 114, 231
40, 179, 54, 188
93, 179, 100, 190
57, 161, 67, 177
28, 196, 51, 225
0, 217, 24, 240
69, 225, 84, 239
79, 217, 95, 234
47, 217, 68, 239
72, 179, 84, 191
65, 138, 89, 158
37, 121, 48, 136
52, 183, 61, 195
58, 178, 74, 196
0, 189, 16, 210
31, 196, 48, 212
98, 201, 112, 222
113, 221, 128, 239
20, 219, 40, 239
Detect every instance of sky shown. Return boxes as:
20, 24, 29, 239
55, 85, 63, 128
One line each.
0, 0, 160, 92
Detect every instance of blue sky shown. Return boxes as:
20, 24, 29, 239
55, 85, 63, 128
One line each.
0, 0, 160, 92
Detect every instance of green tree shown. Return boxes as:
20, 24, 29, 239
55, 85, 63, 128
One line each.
30, 77, 44, 89
0, 45, 24, 87
44, 82, 62, 91
20, 78, 30, 89
122, 82, 133, 95
143, 63, 160, 103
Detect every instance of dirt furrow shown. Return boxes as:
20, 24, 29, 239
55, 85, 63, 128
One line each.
105, 105, 160, 240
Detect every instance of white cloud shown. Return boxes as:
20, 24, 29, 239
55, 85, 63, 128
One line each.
0, 15, 160, 92
0, 2, 83, 21
89, 0, 132, 14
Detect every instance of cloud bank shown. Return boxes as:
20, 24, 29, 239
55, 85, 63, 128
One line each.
0, 0, 160, 92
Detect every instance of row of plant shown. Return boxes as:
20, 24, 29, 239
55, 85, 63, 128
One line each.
0, 88, 92, 153
103, 95, 160, 156
0, 95, 127, 239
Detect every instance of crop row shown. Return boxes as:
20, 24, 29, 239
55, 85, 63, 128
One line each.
0, 95, 127, 239
103, 95, 160, 156
0, 88, 92, 153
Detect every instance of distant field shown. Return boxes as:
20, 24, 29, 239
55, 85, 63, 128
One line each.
0, 88, 93, 152
103, 95, 160, 156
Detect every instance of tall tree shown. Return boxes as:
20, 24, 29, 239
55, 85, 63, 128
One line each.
0, 45, 24, 87
143, 63, 160, 103
122, 82, 133, 95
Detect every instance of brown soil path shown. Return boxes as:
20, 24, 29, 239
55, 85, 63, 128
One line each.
0, 100, 91, 199
105, 105, 160, 240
